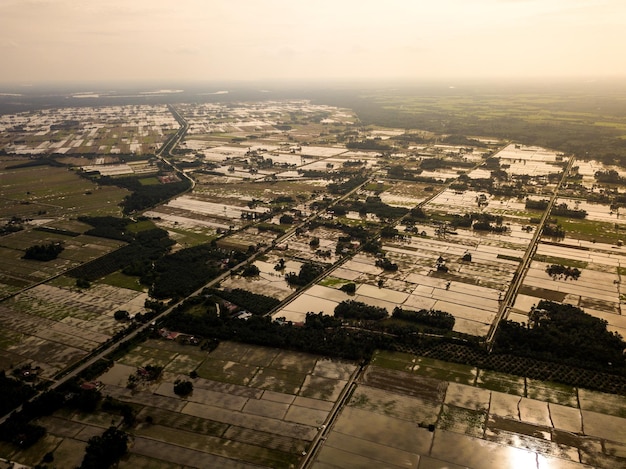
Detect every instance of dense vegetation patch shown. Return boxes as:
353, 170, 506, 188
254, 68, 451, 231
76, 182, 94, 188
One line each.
67, 217, 174, 282
392, 307, 455, 331
334, 300, 388, 320
595, 169, 626, 185
206, 288, 280, 315
79, 426, 129, 469
552, 203, 587, 219
23, 242, 64, 261
0, 216, 24, 236
285, 262, 325, 287
493, 300, 625, 372
326, 87, 626, 165
162, 301, 391, 361
545, 264, 581, 280
328, 173, 368, 195
95, 174, 191, 214
149, 244, 247, 299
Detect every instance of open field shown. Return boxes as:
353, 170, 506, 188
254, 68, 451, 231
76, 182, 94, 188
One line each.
0, 105, 178, 156
0, 340, 358, 469
311, 350, 626, 469
0, 161, 129, 219
0, 283, 147, 376
2, 96, 626, 467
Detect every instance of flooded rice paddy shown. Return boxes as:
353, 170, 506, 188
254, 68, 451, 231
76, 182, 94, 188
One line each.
1, 341, 358, 468
4, 342, 624, 468
311, 350, 626, 469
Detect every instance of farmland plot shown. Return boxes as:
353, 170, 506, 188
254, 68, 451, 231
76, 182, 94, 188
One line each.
0, 283, 147, 376
2, 341, 358, 469
310, 350, 626, 469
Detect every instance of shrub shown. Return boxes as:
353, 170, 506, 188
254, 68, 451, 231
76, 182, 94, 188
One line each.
340, 283, 357, 294
174, 380, 193, 396
23, 242, 64, 261
114, 310, 130, 321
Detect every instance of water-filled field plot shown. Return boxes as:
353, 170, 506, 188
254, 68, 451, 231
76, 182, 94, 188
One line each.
1, 340, 357, 469
0, 283, 146, 376
310, 350, 626, 469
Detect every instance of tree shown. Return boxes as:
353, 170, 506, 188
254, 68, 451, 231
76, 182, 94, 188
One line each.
545, 264, 581, 280
279, 214, 294, 225
494, 300, 626, 370
274, 258, 286, 271
23, 242, 64, 261
79, 427, 128, 469
285, 262, 324, 287
174, 380, 193, 396
241, 264, 260, 277
334, 300, 387, 320
114, 310, 130, 321
340, 283, 356, 294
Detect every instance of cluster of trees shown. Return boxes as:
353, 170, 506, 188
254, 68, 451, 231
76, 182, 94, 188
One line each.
311, 220, 371, 244
174, 380, 193, 396
79, 427, 128, 469
279, 214, 294, 225
127, 365, 163, 389
473, 221, 509, 233
327, 173, 368, 195
334, 300, 388, 320
0, 380, 102, 449
241, 264, 260, 277
345, 139, 390, 151
545, 264, 581, 280
525, 199, 549, 211
23, 242, 64, 261
387, 164, 422, 181
335, 196, 408, 221
375, 257, 398, 271
79, 215, 134, 242
206, 288, 280, 315
0, 371, 36, 416
595, 169, 626, 185
0, 216, 24, 236
285, 262, 325, 287
114, 310, 130, 321
74, 238, 238, 300
391, 307, 455, 331
150, 244, 247, 299
405, 207, 428, 223
339, 283, 357, 294
449, 212, 502, 229
378, 222, 399, 238
542, 224, 565, 238
420, 157, 474, 170
552, 203, 587, 219
493, 300, 626, 372
67, 219, 174, 283
95, 174, 191, 214
445, 212, 508, 233
162, 299, 392, 361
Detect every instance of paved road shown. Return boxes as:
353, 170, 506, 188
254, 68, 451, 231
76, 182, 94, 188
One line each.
485, 154, 576, 348
299, 364, 365, 469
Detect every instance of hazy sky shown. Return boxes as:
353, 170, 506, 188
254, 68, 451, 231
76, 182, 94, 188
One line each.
1, 0, 625, 85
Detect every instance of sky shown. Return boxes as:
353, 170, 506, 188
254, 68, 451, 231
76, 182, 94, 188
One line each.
1, 0, 625, 85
